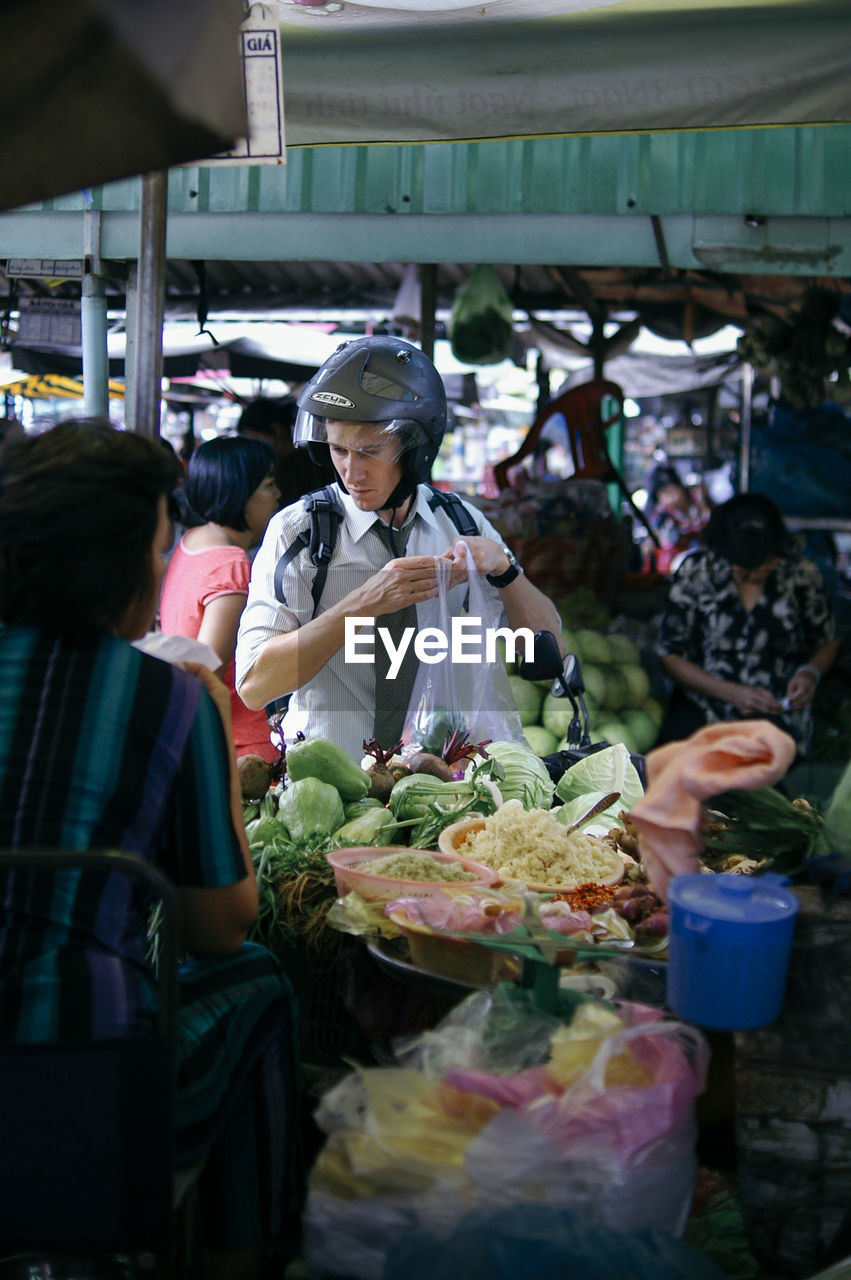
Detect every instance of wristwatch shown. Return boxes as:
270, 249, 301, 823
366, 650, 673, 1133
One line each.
486, 547, 523, 589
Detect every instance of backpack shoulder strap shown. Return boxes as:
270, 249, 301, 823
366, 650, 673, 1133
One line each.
425, 483, 479, 538
273, 485, 344, 611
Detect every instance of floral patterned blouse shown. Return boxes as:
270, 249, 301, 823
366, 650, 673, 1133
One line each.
656, 548, 835, 744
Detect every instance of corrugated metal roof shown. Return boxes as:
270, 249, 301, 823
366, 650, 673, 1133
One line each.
2, 127, 848, 333
33, 125, 851, 219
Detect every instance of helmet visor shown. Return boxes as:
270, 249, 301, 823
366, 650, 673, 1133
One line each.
293, 411, 427, 464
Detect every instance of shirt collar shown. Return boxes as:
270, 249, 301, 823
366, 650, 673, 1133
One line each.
336, 483, 442, 543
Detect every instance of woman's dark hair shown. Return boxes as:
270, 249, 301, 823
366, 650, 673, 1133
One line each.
0, 419, 178, 638
705, 492, 788, 568
183, 436, 275, 529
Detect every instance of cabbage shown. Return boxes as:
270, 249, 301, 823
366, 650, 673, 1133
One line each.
581, 662, 608, 707
244, 814, 290, 848
522, 724, 558, 758
541, 693, 578, 739
467, 739, 555, 809
623, 707, 659, 753
601, 667, 629, 712
575, 629, 612, 664
642, 696, 666, 726
554, 742, 644, 832
412, 705, 466, 755
594, 719, 639, 754
617, 663, 651, 707
606, 633, 641, 665
507, 675, 545, 726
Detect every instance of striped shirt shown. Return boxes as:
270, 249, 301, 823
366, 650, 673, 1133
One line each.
0, 627, 246, 1042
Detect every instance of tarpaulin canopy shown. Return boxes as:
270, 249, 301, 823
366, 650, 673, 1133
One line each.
279, 0, 851, 147
8, 337, 320, 386
6, 319, 745, 402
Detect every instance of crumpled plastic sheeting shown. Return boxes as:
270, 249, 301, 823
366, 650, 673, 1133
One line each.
304, 991, 709, 1280
382, 1202, 729, 1280
629, 720, 797, 900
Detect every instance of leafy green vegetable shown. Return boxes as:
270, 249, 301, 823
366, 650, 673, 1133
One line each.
555, 742, 644, 831
245, 814, 289, 848
821, 756, 851, 856
465, 739, 555, 809
249, 835, 337, 952
387, 771, 499, 848
507, 676, 545, 726
411, 706, 467, 756
522, 724, 558, 758
342, 797, 385, 821
330, 807, 398, 848
278, 776, 344, 844
388, 772, 462, 822
703, 786, 825, 873
408, 773, 500, 849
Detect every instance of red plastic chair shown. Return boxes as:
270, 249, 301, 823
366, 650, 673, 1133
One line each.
494, 378, 658, 543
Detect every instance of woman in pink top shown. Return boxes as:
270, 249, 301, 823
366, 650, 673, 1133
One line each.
160, 436, 281, 761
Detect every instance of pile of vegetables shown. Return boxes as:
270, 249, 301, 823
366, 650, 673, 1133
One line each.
504, 624, 664, 759
243, 739, 390, 952
241, 735, 521, 952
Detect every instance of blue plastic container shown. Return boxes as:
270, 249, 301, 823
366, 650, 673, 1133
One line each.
666, 873, 800, 1030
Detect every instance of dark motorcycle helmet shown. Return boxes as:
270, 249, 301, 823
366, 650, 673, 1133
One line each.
293, 337, 447, 510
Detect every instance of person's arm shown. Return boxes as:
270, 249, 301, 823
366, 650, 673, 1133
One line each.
238, 553, 441, 711
196, 591, 246, 676
785, 638, 840, 710
176, 662, 258, 954
659, 652, 782, 717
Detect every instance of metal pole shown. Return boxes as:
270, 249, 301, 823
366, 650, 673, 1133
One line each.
130, 171, 168, 437
418, 264, 436, 362
82, 209, 108, 419
123, 262, 139, 432
739, 361, 754, 492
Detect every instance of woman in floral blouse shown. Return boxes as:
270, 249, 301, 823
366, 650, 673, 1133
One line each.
655, 493, 838, 751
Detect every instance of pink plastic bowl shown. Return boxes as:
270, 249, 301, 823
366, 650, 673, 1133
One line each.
326, 845, 500, 902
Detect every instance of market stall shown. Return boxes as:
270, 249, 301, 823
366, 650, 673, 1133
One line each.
235, 684, 851, 1278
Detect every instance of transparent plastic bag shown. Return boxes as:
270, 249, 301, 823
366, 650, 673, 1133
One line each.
402, 546, 525, 760
304, 989, 710, 1279
383, 1203, 729, 1280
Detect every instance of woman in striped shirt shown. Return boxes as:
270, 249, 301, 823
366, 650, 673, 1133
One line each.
0, 421, 301, 1280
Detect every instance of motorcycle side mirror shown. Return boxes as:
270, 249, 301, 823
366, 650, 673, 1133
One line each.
517, 630, 564, 682
517, 631, 592, 752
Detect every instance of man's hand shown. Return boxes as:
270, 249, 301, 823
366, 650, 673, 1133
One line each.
443, 536, 510, 584
359, 554, 439, 616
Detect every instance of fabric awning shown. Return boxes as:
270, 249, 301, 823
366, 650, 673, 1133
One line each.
279, 0, 851, 147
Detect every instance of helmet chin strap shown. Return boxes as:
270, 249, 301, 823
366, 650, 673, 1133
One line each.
382, 475, 416, 513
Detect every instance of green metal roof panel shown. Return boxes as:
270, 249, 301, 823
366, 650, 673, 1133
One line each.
21, 126, 851, 220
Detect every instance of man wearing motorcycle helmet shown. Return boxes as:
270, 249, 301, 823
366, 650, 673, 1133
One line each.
235, 337, 562, 758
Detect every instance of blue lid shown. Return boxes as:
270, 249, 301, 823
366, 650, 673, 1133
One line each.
668, 873, 799, 924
